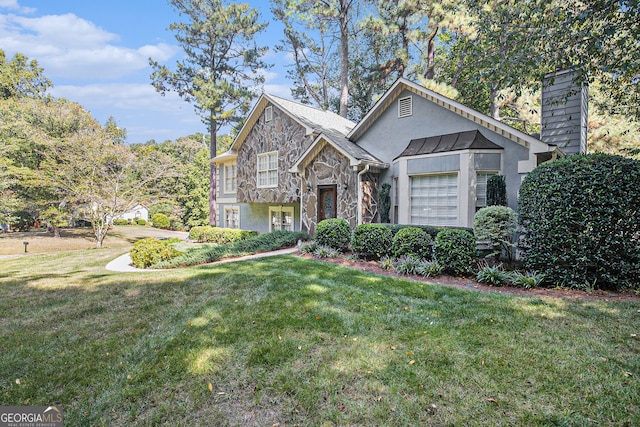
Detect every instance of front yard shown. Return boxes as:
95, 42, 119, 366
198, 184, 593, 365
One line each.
1, 249, 639, 425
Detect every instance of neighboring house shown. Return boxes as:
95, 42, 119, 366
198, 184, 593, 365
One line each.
213, 70, 586, 235
116, 204, 149, 222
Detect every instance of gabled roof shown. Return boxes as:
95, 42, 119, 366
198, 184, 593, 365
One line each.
290, 129, 388, 174
225, 93, 355, 155
395, 130, 502, 160
348, 78, 553, 153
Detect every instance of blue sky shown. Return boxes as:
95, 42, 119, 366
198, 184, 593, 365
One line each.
0, 0, 291, 143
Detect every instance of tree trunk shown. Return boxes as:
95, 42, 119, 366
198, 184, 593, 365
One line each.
489, 84, 501, 120
338, 0, 349, 118
209, 116, 217, 226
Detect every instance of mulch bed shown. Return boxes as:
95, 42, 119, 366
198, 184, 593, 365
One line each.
298, 253, 640, 302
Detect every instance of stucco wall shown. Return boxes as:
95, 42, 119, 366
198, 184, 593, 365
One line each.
355, 89, 531, 212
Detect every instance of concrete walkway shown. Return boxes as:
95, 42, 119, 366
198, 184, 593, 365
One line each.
106, 247, 299, 273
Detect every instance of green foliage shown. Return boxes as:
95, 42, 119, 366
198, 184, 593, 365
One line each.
393, 255, 422, 275
136, 219, 147, 226
391, 227, 432, 260
476, 262, 511, 286
129, 238, 183, 269
350, 223, 393, 260
188, 225, 258, 244
433, 229, 477, 275
379, 183, 391, 223
473, 206, 517, 261
416, 260, 444, 278
379, 255, 394, 270
510, 271, 545, 289
384, 224, 474, 240
518, 153, 640, 290
151, 213, 171, 230
315, 218, 351, 250
299, 241, 317, 254
11, 210, 34, 231
486, 175, 507, 206
313, 245, 341, 258
0, 49, 52, 100
157, 230, 310, 268
113, 219, 129, 226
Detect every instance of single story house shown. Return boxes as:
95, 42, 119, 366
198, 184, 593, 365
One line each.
115, 204, 149, 223
213, 70, 587, 235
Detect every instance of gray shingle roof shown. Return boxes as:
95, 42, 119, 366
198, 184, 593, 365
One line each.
268, 95, 355, 136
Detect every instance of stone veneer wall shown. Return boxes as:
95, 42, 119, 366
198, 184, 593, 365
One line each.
302, 144, 358, 235
236, 105, 313, 204
361, 172, 379, 224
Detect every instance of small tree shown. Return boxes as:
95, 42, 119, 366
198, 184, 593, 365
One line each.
40, 206, 69, 238
379, 183, 391, 223
474, 206, 517, 262
486, 175, 507, 206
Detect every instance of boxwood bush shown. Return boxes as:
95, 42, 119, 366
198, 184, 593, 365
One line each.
518, 153, 640, 290
350, 223, 392, 260
151, 213, 170, 229
391, 226, 432, 259
189, 225, 258, 244
315, 218, 351, 250
130, 238, 182, 268
433, 229, 477, 275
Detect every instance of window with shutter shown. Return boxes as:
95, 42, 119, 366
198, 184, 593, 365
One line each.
265, 106, 273, 122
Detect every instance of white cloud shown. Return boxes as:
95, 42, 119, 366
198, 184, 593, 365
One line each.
0, 12, 177, 80
0, 0, 34, 13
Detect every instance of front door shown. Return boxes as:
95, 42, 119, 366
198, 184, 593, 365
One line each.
317, 185, 337, 222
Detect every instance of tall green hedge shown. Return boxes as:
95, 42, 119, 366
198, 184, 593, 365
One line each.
518, 153, 640, 290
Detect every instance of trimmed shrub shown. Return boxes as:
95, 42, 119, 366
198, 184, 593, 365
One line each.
151, 213, 170, 229
315, 218, 351, 250
350, 223, 393, 260
518, 153, 640, 290
113, 219, 129, 226
189, 225, 258, 244
157, 230, 310, 268
433, 229, 477, 275
130, 238, 182, 268
384, 224, 474, 240
11, 210, 34, 231
391, 227, 432, 259
474, 206, 518, 261
136, 219, 147, 226
486, 174, 507, 206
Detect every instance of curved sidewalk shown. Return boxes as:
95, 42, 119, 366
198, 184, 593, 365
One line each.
106, 247, 299, 273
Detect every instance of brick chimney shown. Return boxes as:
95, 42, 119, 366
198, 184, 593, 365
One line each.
540, 69, 588, 155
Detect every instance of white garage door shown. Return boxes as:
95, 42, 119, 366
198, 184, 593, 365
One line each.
410, 174, 458, 226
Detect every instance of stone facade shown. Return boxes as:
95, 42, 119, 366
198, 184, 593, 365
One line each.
236, 105, 313, 204
302, 144, 358, 235
361, 172, 379, 224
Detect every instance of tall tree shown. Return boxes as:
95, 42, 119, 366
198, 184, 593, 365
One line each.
0, 49, 51, 100
272, 0, 358, 117
149, 0, 270, 225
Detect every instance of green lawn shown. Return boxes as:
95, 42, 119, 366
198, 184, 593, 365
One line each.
1, 249, 639, 426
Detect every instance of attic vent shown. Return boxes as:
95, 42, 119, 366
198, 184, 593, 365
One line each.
265, 106, 273, 122
398, 96, 412, 118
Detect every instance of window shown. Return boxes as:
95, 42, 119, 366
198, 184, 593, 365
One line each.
476, 172, 498, 210
393, 177, 399, 224
224, 163, 237, 193
265, 106, 273, 122
269, 206, 294, 231
224, 206, 240, 229
257, 152, 278, 188
410, 174, 458, 226
398, 96, 413, 118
